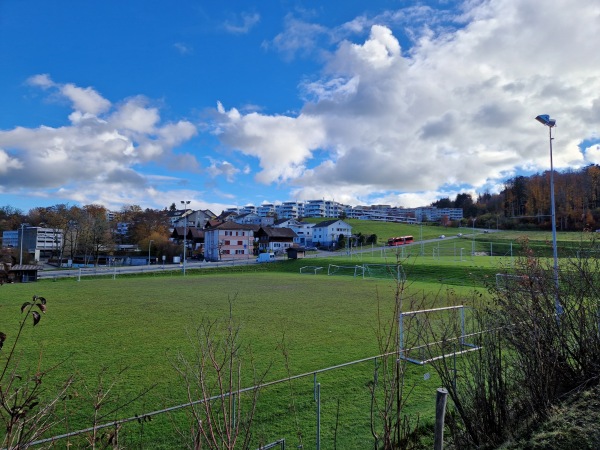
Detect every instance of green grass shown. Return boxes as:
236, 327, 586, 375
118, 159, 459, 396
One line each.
1, 269, 457, 448
0, 227, 590, 447
301, 217, 460, 243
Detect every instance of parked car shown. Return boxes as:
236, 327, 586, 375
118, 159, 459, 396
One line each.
439, 235, 446, 239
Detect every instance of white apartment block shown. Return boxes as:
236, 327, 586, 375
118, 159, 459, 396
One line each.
226, 201, 462, 223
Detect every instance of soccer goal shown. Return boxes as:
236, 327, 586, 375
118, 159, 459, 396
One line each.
495, 273, 542, 293
327, 264, 365, 277
299, 266, 324, 275
398, 305, 481, 365
363, 264, 406, 282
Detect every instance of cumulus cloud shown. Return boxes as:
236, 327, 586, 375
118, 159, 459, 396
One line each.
0, 77, 199, 209
214, 102, 327, 184
215, 0, 600, 206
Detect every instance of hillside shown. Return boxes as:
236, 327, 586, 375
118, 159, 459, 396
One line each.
501, 384, 600, 449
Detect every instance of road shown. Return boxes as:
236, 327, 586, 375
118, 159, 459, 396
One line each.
38, 233, 484, 280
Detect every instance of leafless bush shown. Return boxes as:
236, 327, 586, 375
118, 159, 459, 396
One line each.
428, 237, 600, 448
171, 296, 270, 449
0, 296, 73, 449
368, 261, 429, 450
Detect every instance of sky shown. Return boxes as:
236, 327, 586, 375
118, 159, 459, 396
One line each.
1, 0, 600, 215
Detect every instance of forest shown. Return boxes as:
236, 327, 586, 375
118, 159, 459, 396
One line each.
432, 164, 600, 231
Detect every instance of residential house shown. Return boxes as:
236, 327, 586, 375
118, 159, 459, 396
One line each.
171, 226, 205, 253
172, 209, 215, 229
272, 219, 315, 247
254, 226, 297, 254
204, 222, 259, 262
311, 219, 352, 248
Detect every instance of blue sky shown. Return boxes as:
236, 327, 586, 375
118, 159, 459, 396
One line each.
1, 0, 599, 214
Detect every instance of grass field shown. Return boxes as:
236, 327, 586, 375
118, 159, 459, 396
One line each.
1, 263, 481, 448
1, 229, 592, 448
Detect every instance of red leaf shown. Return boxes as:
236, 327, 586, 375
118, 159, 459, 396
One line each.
0, 332, 6, 350
32, 311, 41, 326
21, 302, 31, 313
37, 304, 47, 314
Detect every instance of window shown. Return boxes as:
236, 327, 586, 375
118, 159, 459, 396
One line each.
224, 240, 230, 245
238, 241, 243, 245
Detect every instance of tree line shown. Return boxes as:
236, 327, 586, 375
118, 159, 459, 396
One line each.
432, 164, 600, 231
0, 204, 176, 265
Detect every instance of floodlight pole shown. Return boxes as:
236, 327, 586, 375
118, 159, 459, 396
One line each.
181, 200, 190, 275
535, 115, 561, 317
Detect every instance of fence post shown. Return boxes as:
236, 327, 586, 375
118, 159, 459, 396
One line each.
316, 382, 321, 450
434, 387, 448, 450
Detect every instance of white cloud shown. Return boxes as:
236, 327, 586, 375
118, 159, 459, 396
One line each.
223, 12, 260, 34
215, 0, 600, 206
0, 77, 198, 208
206, 159, 240, 182
264, 14, 329, 60
213, 105, 327, 184
109, 97, 159, 134
26, 73, 55, 88
174, 42, 193, 55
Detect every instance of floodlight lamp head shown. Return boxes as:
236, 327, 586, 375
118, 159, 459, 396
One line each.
535, 114, 556, 127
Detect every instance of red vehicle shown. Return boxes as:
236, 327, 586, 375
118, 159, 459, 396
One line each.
387, 236, 414, 246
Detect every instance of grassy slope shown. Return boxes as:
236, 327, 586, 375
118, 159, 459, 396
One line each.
302, 217, 461, 242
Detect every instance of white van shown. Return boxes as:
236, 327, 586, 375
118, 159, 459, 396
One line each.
256, 253, 275, 263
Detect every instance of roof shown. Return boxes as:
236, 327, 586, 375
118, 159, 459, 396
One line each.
206, 222, 260, 231
313, 219, 344, 228
189, 228, 204, 238
9, 265, 40, 271
171, 226, 204, 239
257, 227, 297, 238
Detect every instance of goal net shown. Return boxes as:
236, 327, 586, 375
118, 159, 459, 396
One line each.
399, 305, 481, 365
327, 264, 365, 277
363, 264, 406, 282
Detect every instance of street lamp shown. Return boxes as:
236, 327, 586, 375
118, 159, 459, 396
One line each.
181, 200, 190, 275
148, 239, 154, 266
535, 114, 561, 316
19, 223, 27, 265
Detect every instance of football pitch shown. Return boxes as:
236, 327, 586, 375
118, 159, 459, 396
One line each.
0, 263, 489, 448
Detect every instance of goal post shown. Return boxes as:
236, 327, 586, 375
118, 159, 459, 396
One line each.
398, 305, 480, 365
327, 264, 365, 277
363, 264, 406, 282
